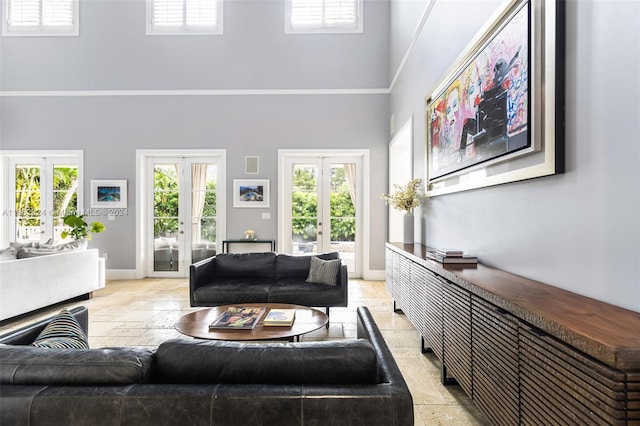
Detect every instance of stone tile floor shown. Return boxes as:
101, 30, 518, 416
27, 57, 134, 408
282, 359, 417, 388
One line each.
1, 278, 489, 425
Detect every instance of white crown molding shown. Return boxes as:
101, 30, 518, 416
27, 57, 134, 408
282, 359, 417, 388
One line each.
0, 88, 389, 97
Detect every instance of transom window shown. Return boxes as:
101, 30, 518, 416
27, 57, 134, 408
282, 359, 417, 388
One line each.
2, 0, 79, 36
147, 0, 223, 35
285, 0, 363, 34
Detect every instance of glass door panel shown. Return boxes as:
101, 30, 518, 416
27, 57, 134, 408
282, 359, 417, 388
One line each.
328, 163, 356, 273
291, 163, 319, 255
52, 164, 78, 243
14, 165, 42, 243
153, 164, 180, 272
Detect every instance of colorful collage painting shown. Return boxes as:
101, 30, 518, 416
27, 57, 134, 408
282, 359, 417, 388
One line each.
427, 3, 530, 180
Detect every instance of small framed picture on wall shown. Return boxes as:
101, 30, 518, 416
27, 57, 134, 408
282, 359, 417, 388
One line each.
233, 179, 269, 208
91, 180, 127, 208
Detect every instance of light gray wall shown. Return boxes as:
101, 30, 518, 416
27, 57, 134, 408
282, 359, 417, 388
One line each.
0, 0, 391, 272
389, 0, 640, 312
0, 0, 390, 90
389, 0, 425, 77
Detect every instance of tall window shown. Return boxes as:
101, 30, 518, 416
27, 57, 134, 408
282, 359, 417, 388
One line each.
2, 152, 83, 245
2, 0, 79, 36
285, 0, 363, 34
147, 0, 223, 35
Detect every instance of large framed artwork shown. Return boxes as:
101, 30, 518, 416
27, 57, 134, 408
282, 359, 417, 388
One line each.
233, 179, 270, 208
425, 0, 565, 196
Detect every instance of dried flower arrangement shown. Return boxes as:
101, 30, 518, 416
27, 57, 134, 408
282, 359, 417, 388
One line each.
382, 179, 422, 213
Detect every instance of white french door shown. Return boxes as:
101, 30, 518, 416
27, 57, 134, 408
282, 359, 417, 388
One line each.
280, 153, 364, 277
142, 153, 225, 278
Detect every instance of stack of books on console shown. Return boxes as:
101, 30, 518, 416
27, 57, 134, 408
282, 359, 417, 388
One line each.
425, 248, 478, 264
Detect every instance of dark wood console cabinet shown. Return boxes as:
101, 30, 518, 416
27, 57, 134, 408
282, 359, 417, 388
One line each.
385, 242, 640, 425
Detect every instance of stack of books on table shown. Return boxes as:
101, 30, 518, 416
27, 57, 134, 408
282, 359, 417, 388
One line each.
425, 248, 478, 264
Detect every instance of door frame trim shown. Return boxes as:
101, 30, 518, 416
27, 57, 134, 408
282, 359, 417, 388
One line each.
277, 149, 369, 278
135, 149, 227, 279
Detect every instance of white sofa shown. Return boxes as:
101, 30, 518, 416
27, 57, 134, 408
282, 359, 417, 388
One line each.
0, 249, 105, 321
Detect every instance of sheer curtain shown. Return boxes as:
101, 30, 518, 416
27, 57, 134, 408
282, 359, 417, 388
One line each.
344, 163, 357, 205
191, 164, 208, 243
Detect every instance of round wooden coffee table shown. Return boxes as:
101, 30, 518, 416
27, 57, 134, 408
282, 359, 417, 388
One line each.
175, 303, 328, 341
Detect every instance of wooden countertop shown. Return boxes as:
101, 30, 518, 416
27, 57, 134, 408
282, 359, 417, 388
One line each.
386, 242, 640, 372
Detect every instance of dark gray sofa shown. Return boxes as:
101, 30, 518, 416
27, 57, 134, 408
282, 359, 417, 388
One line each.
0, 306, 413, 426
189, 252, 348, 319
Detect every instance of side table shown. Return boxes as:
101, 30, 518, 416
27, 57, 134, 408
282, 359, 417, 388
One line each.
222, 239, 276, 253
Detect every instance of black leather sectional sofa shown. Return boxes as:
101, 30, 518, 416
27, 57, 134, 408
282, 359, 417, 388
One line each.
189, 252, 349, 318
0, 306, 413, 425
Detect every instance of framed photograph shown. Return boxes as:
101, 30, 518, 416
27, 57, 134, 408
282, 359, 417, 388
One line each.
233, 179, 270, 208
91, 180, 127, 208
425, 0, 564, 196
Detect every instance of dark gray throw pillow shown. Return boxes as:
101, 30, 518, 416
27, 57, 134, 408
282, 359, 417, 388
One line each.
306, 256, 341, 286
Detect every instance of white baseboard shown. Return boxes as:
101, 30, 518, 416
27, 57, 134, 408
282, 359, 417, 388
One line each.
362, 270, 386, 281
106, 269, 137, 280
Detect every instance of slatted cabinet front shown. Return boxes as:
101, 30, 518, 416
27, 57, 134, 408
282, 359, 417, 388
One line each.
384, 243, 638, 426
519, 326, 627, 425
442, 282, 473, 395
472, 296, 520, 426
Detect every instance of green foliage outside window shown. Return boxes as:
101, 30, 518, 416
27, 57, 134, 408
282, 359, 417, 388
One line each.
153, 166, 217, 240
291, 166, 355, 242
153, 166, 179, 236
15, 167, 41, 226
329, 190, 355, 241
15, 166, 78, 227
